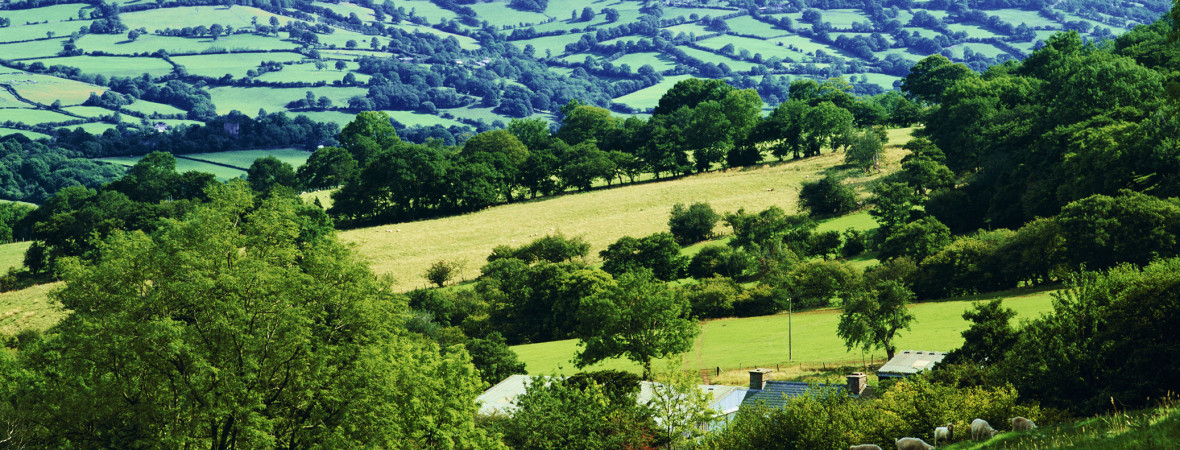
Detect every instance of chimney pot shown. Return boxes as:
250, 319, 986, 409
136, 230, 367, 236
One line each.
846, 372, 867, 396
749, 368, 773, 390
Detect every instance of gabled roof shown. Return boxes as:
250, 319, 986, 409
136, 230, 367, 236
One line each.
739, 381, 844, 410
877, 350, 947, 378
475, 375, 749, 417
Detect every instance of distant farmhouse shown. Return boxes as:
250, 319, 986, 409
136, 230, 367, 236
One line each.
739, 369, 867, 411
876, 350, 947, 379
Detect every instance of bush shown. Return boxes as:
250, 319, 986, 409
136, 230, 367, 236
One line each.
687, 245, 752, 279
732, 283, 789, 316
877, 216, 952, 262
668, 202, 720, 245
600, 233, 687, 281
805, 230, 842, 259
787, 260, 863, 309
424, 259, 463, 287
682, 276, 742, 318
798, 174, 858, 218
841, 229, 868, 257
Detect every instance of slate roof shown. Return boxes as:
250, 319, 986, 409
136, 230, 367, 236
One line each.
877, 350, 947, 378
475, 374, 750, 419
739, 381, 845, 410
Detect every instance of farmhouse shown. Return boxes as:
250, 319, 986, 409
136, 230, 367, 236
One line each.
876, 350, 947, 379
738, 369, 866, 411
476, 374, 748, 430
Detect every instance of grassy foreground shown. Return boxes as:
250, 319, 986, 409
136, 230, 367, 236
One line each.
944, 398, 1180, 449
512, 286, 1057, 376
339, 127, 916, 292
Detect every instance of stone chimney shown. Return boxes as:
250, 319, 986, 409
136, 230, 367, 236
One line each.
749, 368, 773, 390
846, 372, 867, 396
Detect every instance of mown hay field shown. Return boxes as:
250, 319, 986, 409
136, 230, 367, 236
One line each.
338, 127, 916, 292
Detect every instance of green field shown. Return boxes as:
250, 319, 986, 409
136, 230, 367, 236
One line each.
0, 241, 30, 274
387, 23, 480, 50
513, 32, 589, 57
121, 99, 186, 116
254, 62, 371, 84
207, 86, 366, 115
182, 147, 311, 169
614, 74, 695, 109
0, 3, 90, 24
56, 122, 119, 135
0, 108, 78, 125
0, 127, 49, 140
400, 0, 459, 23
0, 20, 94, 44
724, 15, 789, 38
818, 9, 871, 28
987, 9, 1060, 28
312, 1, 376, 22
697, 35, 803, 60
662, 22, 712, 37
0, 71, 106, 105
386, 109, 468, 128
27, 55, 174, 78
120, 6, 308, 31
75, 33, 299, 55
0, 282, 65, 336
61, 105, 116, 118
171, 52, 305, 79
948, 42, 1010, 58
0, 38, 68, 60
0, 89, 24, 106
944, 23, 1000, 39
513, 287, 1058, 375
339, 128, 916, 292
466, 2, 548, 27
611, 52, 677, 73
98, 155, 246, 180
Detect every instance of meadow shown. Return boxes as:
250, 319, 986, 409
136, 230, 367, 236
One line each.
0, 108, 78, 125
0, 71, 105, 105
75, 33, 300, 55
207, 86, 366, 115
0, 20, 94, 43
119, 5, 307, 31
57, 122, 118, 135
181, 147, 311, 169
0, 38, 67, 60
0, 240, 30, 274
0, 282, 64, 336
512, 287, 1058, 376
613, 74, 695, 110
0, 127, 48, 140
26, 55, 174, 78
610, 52, 677, 72
171, 52, 305, 79
337, 127, 915, 292
0, 3, 89, 24
120, 99, 186, 116
254, 61, 371, 84
98, 154, 247, 180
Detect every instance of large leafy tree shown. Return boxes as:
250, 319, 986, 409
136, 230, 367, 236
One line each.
246, 155, 298, 192
599, 232, 687, 281
901, 55, 976, 104
837, 280, 916, 359
297, 146, 357, 190
574, 270, 699, 379
337, 111, 401, 165
6, 182, 498, 448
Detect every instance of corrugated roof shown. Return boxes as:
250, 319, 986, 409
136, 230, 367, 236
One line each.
739, 381, 844, 410
877, 350, 947, 378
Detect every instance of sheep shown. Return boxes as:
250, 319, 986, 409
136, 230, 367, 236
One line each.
933, 423, 954, 446
849, 445, 882, 450
895, 437, 934, 450
1010, 416, 1037, 431
970, 418, 999, 440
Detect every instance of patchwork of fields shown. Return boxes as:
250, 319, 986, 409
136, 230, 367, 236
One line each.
0, 0, 1154, 140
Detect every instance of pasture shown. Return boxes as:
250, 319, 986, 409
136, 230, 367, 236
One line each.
513, 286, 1058, 376
120, 6, 308, 31
0, 108, 78, 125
466, 2, 548, 27
512, 32, 590, 57
676, 47, 758, 72
254, 62, 371, 84
57, 122, 119, 135
0, 127, 49, 140
0, 3, 90, 25
0, 241, 30, 273
207, 86, 366, 115
75, 33, 299, 55
0, 20, 94, 44
0, 89, 24, 106
399, 0, 459, 23
386, 23, 480, 50
697, 35, 802, 59
338, 128, 916, 292
613, 74, 695, 110
610, 52, 677, 73
0, 282, 65, 336
61, 105, 116, 118
181, 147, 311, 169
98, 155, 246, 180
27, 55, 173, 78
0, 72, 105, 105
385, 110, 468, 128
0, 38, 68, 60
723, 15, 788, 38
171, 52, 305, 79
121, 99, 186, 116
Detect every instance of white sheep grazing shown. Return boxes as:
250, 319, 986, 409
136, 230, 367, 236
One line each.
849, 445, 882, 450
933, 423, 954, 446
895, 437, 934, 450
1010, 416, 1037, 431
971, 418, 999, 440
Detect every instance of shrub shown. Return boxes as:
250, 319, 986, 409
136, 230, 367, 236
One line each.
841, 229, 867, 257
682, 276, 742, 318
668, 202, 720, 245
805, 230, 842, 259
687, 245, 752, 279
787, 260, 863, 309
798, 174, 858, 218
424, 259, 463, 287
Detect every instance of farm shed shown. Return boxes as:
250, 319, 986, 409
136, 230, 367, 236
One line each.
876, 350, 947, 379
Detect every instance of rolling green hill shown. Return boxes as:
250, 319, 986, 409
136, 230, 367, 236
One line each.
0, 0, 1166, 140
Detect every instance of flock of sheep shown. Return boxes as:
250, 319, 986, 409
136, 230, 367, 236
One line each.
849, 417, 1037, 449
